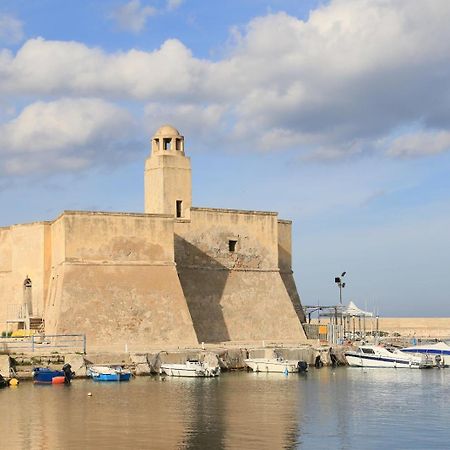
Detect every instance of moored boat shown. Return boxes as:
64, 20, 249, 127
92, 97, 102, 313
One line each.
33, 367, 65, 384
245, 357, 306, 373
160, 359, 220, 377
88, 365, 131, 382
345, 345, 434, 369
401, 342, 450, 367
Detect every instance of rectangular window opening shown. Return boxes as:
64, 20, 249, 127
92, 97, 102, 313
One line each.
175, 139, 181, 151
229, 239, 237, 252
163, 138, 171, 150
176, 200, 183, 218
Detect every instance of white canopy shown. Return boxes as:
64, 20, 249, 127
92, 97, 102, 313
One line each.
342, 301, 373, 317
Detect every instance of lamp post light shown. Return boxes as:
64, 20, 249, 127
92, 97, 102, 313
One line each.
334, 271, 346, 305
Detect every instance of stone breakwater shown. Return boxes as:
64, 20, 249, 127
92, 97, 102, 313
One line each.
0, 345, 350, 379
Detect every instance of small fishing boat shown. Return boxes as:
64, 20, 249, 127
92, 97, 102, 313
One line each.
160, 359, 220, 377
88, 365, 131, 382
401, 342, 450, 367
345, 345, 434, 369
32, 367, 66, 384
245, 357, 307, 373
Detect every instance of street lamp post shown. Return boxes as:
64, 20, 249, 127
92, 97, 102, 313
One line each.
334, 271, 346, 305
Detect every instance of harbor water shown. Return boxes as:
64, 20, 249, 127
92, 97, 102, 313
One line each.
1, 367, 450, 449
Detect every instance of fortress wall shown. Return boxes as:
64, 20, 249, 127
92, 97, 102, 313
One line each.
176, 208, 279, 270
44, 211, 198, 349
176, 268, 307, 342
46, 264, 198, 350
62, 211, 174, 263
0, 223, 51, 321
0, 227, 12, 326
278, 220, 306, 323
175, 208, 306, 343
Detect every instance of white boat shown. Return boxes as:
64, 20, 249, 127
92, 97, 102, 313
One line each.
401, 341, 450, 367
244, 357, 306, 373
345, 345, 434, 369
159, 359, 220, 377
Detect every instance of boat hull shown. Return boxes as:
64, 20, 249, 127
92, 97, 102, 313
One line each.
245, 359, 300, 373
160, 362, 219, 377
88, 365, 129, 382
33, 368, 66, 384
345, 353, 425, 369
91, 373, 121, 382
401, 343, 450, 367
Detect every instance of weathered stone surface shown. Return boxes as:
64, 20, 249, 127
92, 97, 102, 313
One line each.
0, 354, 10, 378
64, 353, 87, 377
130, 353, 151, 375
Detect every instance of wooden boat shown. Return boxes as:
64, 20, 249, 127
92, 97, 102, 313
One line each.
160, 359, 220, 377
88, 365, 131, 382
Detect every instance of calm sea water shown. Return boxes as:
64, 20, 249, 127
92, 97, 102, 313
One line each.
1, 368, 450, 449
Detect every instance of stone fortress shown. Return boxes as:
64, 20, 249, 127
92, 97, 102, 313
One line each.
0, 125, 307, 350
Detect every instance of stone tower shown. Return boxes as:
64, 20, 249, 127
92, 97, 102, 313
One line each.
144, 125, 192, 218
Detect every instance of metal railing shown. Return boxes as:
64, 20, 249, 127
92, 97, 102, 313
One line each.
0, 334, 86, 353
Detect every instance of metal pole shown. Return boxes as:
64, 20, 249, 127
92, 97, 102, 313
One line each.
339, 284, 342, 304
83, 334, 87, 354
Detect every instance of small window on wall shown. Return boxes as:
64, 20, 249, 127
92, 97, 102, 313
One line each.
229, 240, 237, 252
176, 200, 183, 218
163, 138, 171, 150
154, 138, 160, 150
175, 139, 181, 151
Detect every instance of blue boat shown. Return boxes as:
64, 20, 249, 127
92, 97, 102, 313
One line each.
88, 366, 131, 382
33, 367, 65, 384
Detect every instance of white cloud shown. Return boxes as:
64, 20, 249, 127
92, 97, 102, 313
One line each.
2, 0, 450, 160
110, 0, 157, 33
166, 0, 183, 11
385, 130, 450, 158
0, 98, 135, 175
0, 14, 24, 45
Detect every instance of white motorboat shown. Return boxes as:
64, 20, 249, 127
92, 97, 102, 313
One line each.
401, 341, 450, 367
160, 359, 220, 377
345, 345, 434, 369
244, 357, 307, 373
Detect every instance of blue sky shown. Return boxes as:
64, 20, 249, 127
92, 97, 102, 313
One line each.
0, 0, 449, 316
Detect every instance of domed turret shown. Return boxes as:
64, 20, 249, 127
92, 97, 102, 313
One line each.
151, 124, 185, 155
145, 125, 191, 218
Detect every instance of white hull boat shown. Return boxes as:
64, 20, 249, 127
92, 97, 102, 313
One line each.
401, 342, 450, 367
160, 360, 220, 377
244, 358, 305, 373
345, 345, 434, 369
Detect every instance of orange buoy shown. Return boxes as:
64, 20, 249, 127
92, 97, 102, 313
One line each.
52, 376, 65, 385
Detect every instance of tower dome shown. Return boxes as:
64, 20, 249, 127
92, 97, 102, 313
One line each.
155, 124, 181, 137
151, 124, 184, 154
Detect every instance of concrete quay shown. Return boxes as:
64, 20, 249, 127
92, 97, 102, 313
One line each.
0, 343, 349, 379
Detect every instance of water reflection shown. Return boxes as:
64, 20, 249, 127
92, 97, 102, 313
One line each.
1, 369, 450, 449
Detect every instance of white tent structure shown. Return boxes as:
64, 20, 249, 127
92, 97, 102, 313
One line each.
342, 301, 373, 339
343, 301, 373, 317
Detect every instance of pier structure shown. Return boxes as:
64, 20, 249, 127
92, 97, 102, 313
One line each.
0, 125, 306, 350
